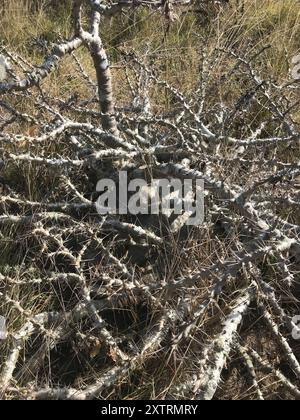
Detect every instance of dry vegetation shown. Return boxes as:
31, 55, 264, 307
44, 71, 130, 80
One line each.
0, 0, 300, 400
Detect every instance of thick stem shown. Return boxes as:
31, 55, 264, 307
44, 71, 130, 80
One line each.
90, 42, 119, 136
72, 3, 119, 136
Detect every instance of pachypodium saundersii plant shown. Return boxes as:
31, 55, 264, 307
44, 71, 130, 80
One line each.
0, 0, 299, 400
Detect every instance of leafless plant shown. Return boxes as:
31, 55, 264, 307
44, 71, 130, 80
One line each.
0, 0, 299, 400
